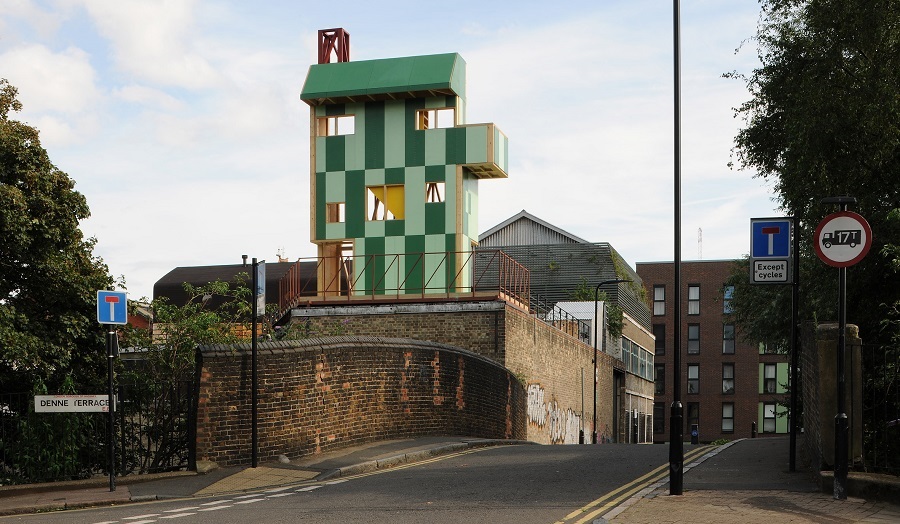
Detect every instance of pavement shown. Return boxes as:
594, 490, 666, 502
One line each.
0, 435, 899, 523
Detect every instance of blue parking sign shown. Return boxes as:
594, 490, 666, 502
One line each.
751, 219, 792, 258
97, 290, 128, 325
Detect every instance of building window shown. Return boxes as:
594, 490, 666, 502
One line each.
764, 363, 777, 393
688, 284, 700, 315
316, 114, 355, 136
425, 182, 444, 203
723, 285, 734, 314
653, 285, 665, 316
763, 403, 777, 433
416, 108, 455, 130
653, 324, 665, 355
366, 185, 405, 221
688, 364, 699, 394
722, 403, 734, 433
655, 364, 665, 395
687, 402, 700, 433
687, 324, 700, 354
654, 402, 665, 434
325, 202, 345, 223
722, 363, 735, 394
723, 323, 735, 354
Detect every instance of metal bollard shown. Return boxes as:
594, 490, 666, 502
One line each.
751, 421, 758, 438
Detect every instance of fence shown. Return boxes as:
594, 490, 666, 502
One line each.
0, 378, 193, 485
279, 249, 530, 314
862, 343, 900, 475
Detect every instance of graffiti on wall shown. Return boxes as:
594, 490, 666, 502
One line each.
526, 383, 582, 444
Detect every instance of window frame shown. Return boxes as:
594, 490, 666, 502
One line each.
763, 402, 777, 433
764, 363, 777, 393
687, 323, 700, 354
687, 364, 699, 394
654, 364, 665, 395
688, 284, 700, 315
722, 323, 735, 354
653, 285, 665, 316
722, 363, 735, 394
316, 114, 355, 136
653, 323, 665, 355
366, 184, 404, 221
416, 107, 456, 130
722, 402, 735, 433
723, 285, 734, 314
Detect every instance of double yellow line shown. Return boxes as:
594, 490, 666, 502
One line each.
554, 445, 713, 524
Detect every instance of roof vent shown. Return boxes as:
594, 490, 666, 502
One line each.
318, 28, 350, 64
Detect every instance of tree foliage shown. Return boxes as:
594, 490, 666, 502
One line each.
0, 79, 113, 395
729, 0, 900, 349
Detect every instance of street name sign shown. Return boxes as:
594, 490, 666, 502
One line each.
35, 394, 113, 413
750, 218, 793, 284
814, 211, 873, 267
97, 290, 127, 325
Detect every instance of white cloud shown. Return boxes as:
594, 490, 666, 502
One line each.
78, 0, 219, 89
0, 43, 99, 114
113, 84, 185, 111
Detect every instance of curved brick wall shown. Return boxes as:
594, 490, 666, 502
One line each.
196, 336, 527, 466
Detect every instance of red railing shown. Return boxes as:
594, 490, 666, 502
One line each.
278, 250, 529, 314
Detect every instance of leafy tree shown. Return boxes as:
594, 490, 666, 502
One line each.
0, 78, 113, 395
728, 0, 900, 349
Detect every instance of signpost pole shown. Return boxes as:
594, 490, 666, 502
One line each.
816, 196, 870, 500
790, 217, 800, 472
106, 326, 116, 492
251, 257, 259, 468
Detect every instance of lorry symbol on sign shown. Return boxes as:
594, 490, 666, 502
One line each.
822, 229, 861, 249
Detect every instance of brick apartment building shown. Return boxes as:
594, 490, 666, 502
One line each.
636, 260, 790, 443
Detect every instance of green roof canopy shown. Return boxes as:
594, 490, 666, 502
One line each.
301, 53, 466, 106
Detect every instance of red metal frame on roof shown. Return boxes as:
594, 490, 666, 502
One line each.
318, 28, 350, 64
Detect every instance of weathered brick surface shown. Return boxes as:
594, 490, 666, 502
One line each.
290, 301, 626, 445
196, 337, 526, 467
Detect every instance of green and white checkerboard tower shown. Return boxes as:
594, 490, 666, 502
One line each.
300, 36, 508, 297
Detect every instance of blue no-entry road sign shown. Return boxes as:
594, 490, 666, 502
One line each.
751, 219, 792, 258
97, 290, 128, 325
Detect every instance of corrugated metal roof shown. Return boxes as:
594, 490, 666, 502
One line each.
479, 210, 589, 246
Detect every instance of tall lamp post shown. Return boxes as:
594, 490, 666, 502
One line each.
593, 278, 632, 444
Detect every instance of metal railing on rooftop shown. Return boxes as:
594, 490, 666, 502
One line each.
278, 249, 530, 315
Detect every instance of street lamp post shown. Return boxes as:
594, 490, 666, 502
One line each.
593, 278, 632, 444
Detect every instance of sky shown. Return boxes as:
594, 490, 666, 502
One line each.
0, 0, 780, 300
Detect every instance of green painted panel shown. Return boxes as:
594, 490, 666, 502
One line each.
425, 202, 446, 234
325, 104, 346, 117
368, 236, 385, 294
315, 172, 326, 240
345, 170, 366, 238
405, 99, 426, 167
384, 101, 406, 168
777, 363, 789, 394
445, 167, 458, 233
404, 235, 426, 293
364, 220, 385, 238
324, 222, 346, 239
445, 234, 458, 291
494, 126, 508, 173
463, 173, 479, 239
365, 168, 385, 186
324, 171, 346, 202
424, 128, 447, 166
405, 166, 426, 236
445, 127, 466, 165
385, 167, 405, 185
464, 125, 488, 164
364, 101, 385, 169
758, 364, 764, 394
385, 220, 405, 237
345, 103, 364, 170
315, 137, 326, 172
325, 135, 346, 172
425, 165, 445, 183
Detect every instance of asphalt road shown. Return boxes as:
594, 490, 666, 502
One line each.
7, 443, 702, 524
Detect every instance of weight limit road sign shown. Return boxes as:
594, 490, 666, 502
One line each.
97, 290, 128, 325
814, 211, 872, 267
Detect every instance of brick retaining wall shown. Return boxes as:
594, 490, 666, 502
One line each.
196, 336, 526, 466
